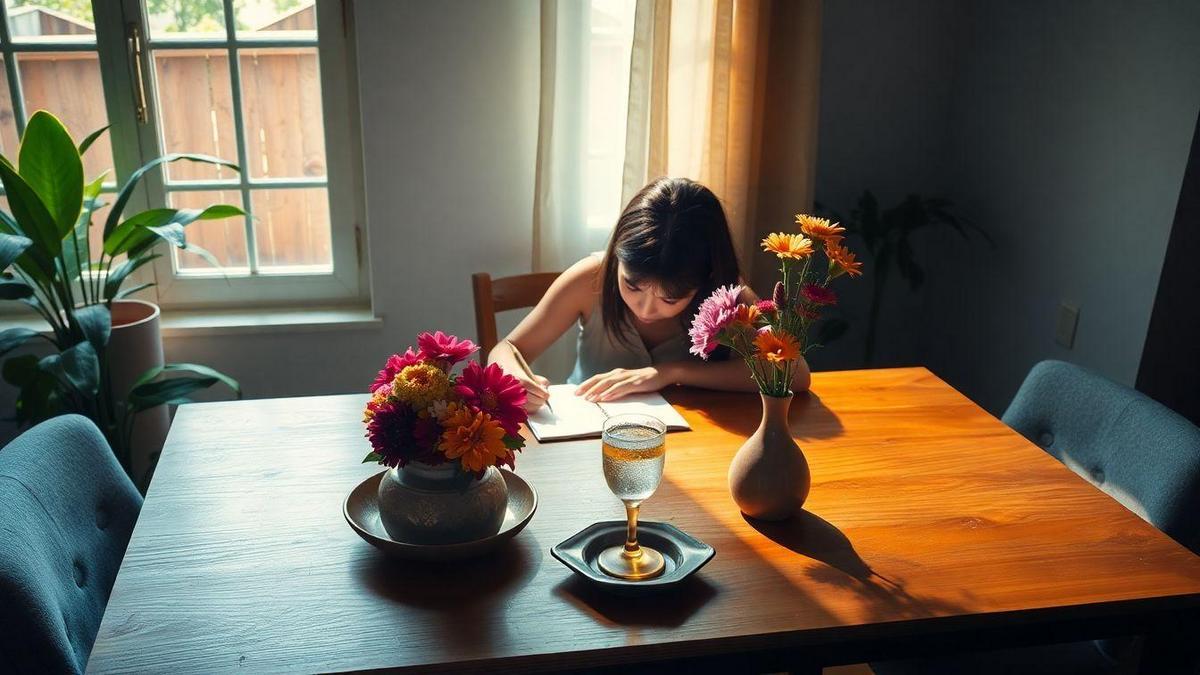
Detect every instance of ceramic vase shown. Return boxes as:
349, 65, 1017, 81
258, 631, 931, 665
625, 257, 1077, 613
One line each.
377, 461, 508, 544
728, 392, 811, 521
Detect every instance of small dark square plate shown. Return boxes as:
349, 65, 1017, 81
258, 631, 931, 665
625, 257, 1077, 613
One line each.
551, 521, 715, 593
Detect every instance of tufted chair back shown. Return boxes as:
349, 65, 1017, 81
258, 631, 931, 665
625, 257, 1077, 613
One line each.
1003, 360, 1200, 554
0, 415, 142, 674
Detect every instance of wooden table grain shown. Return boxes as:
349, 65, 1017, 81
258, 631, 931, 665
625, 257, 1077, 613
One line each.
87, 368, 1200, 673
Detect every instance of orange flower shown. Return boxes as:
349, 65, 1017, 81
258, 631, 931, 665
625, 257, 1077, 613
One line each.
795, 214, 845, 241
761, 232, 813, 259
826, 240, 863, 278
439, 406, 509, 473
731, 303, 760, 327
753, 329, 801, 363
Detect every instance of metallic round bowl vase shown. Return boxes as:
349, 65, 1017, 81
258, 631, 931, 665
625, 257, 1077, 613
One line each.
376, 462, 507, 545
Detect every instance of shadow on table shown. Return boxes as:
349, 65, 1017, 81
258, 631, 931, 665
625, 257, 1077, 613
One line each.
357, 538, 537, 608
748, 510, 977, 621
698, 390, 845, 441
552, 574, 719, 628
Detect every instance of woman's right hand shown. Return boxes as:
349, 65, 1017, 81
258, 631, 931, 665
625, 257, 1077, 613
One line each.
515, 373, 552, 413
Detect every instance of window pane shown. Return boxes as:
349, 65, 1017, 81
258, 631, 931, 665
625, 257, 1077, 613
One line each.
0, 57, 19, 159
170, 190, 249, 272
251, 188, 330, 271
146, 1, 227, 41
236, 0, 316, 40
5, 0, 95, 44
17, 52, 113, 182
152, 50, 238, 181
240, 47, 325, 178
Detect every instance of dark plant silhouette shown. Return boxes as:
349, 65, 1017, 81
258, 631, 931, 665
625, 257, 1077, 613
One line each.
818, 191, 992, 364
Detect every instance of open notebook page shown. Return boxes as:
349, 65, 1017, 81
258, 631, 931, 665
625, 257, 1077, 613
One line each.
526, 384, 690, 442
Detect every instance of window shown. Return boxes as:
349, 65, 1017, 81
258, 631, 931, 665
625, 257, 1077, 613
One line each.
0, 0, 366, 310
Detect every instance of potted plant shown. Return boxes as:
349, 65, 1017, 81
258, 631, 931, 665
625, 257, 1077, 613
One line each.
688, 214, 862, 520
0, 110, 242, 486
362, 331, 528, 544
817, 191, 991, 364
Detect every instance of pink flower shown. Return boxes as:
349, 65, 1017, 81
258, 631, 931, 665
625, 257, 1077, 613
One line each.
417, 331, 479, 366
754, 300, 777, 315
688, 284, 743, 359
370, 348, 425, 390
801, 283, 837, 306
453, 361, 528, 436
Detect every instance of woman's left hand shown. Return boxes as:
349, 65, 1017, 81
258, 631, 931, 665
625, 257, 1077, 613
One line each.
575, 366, 666, 402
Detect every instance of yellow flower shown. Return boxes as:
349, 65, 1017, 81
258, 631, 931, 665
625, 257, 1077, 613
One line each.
391, 363, 451, 410
439, 406, 509, 473
825, 240, 863, 278
754, 329, 801, 363
761, 232, 814, 259
795, 214, 845, 241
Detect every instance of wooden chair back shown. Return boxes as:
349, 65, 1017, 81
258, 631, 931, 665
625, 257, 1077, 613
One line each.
471, 271, 560, 357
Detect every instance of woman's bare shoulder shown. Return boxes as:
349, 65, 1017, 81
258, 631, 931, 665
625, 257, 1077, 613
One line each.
555, 255, 604, 318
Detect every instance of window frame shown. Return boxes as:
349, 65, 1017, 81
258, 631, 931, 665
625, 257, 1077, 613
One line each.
125, 0, 367, 310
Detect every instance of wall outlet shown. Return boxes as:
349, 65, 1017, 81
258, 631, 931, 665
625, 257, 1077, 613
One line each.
1055, 303, 1079, 348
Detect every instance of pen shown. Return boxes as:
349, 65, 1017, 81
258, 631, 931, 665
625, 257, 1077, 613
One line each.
505, 339, 552, 413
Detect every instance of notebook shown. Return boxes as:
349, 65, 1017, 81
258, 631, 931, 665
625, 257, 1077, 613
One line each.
526, 384, 691, 442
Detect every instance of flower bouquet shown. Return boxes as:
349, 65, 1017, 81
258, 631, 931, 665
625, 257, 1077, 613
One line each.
688, 214, 862, 520
362, 331, 529, 543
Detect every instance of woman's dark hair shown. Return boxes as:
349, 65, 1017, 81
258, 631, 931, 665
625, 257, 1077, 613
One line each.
600, 176, 742, 348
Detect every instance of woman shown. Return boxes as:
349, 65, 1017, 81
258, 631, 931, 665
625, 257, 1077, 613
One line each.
489, 177, 811, 412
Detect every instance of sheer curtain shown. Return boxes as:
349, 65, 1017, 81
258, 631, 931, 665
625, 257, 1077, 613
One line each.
530, 0, 821, 372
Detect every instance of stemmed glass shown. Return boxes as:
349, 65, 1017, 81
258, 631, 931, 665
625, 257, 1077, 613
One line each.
598, 413, 667, 580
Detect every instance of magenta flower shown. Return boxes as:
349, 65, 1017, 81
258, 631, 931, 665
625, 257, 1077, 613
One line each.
370, 348, 425, 390
771, 281, 786, 309
754, 300, 777, 315
417, 331, 479, 366
801, 283, 837, 306
364, 399, 443, 468
454, 361, 528, 436
688, 284, 744, 359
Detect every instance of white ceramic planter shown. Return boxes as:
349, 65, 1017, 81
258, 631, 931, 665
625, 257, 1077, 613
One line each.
107, 299, 169, 482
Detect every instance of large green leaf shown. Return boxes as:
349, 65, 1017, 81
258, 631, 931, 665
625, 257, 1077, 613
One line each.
3, 354, 62, 427
0, 157, 61, 263
0, 327, 41, 356
103, 153, 240, 242
19, 111, 84, 238
38, 341, 99, 395
0, 232, 31, 271
0, 209, 50, 287
106, 204, 245, 257
103, 253, 160, 301
74, 304, 111, 350
128, 362, 241, 413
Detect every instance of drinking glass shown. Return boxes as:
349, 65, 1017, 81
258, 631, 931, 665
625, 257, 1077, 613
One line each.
598, 413, 667, 580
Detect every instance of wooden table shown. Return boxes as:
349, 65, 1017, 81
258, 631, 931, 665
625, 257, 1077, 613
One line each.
88, 368, 1200, 673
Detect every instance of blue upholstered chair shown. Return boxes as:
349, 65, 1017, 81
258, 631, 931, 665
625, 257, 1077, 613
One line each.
875, 360, 1200, 674
0, 415, 142, 674
1003, 360, 1200, 555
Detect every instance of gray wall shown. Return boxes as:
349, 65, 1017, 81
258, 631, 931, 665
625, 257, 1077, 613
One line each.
814, 0, 1200, 414
810, 0, 965, 371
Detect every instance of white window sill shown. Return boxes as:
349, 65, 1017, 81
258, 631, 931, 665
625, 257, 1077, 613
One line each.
2, 306, 383, 338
